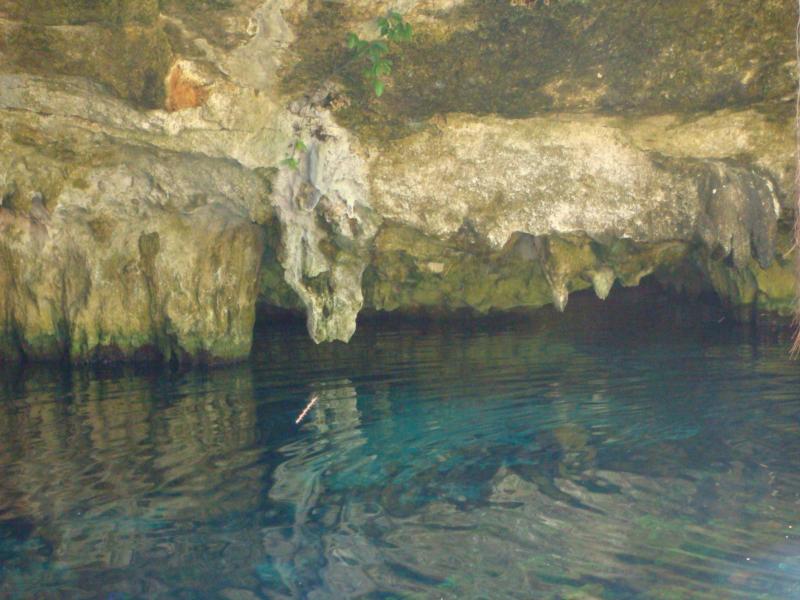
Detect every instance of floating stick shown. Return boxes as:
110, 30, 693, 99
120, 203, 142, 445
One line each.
295, 393, 320, 425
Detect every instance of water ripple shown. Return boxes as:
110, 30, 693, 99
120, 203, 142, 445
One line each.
1, 293, 799, 598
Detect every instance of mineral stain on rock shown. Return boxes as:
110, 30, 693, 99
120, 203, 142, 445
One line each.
165, 60, 211, 112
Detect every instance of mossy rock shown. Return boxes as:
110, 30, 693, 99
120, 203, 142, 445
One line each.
4, 22, 173, 107
159, 0, 261, 51
284, 0, 795, 142
4, 0, 160, 26
753, 256, 796, 314
696, 223, 797, 316
361, 223, 775, 318
365, 224, 568, 314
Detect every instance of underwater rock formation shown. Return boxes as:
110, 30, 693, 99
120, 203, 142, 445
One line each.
0, 0, 797, 362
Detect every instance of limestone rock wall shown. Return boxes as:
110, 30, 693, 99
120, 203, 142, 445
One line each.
0, 0, 797, 363
364, 111, 793, 315
0, 141, 270, 362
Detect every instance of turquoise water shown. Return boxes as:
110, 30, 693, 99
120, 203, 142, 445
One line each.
1, 290, 799, 599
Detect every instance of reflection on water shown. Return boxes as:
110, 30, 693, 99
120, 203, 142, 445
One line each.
0, 368, 267, 598
1, 289, 799, 599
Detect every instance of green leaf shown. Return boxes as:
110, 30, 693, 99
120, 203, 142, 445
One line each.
350, 12, 411, 98
377, 17, 389, 35
294, 140, 307, 152
281, 157, 299, 170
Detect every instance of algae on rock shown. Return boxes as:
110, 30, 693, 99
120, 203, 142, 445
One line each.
285, 0, 796, 143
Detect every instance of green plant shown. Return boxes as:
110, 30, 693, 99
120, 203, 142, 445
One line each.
277, 11, 412, 171
345, 11, 413, 98
281, 139, 307, 171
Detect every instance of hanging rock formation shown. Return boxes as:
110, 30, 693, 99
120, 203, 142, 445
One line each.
363, 112, 791, 315
271, 101, 379, 343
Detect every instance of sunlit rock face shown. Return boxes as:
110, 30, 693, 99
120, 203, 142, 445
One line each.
0, 0, 797, 361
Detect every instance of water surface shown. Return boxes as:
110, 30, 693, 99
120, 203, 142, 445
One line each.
1, 290, 799, 599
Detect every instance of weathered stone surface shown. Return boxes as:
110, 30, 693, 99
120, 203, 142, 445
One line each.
371, 114, 700, 245
0, 19, 173, 108
370, 112, 790, 247
165, 60, 212, 112
0, 0, 797, 361
0, 62, 377, 351
269, 100, 379, 343
0, 138, 270, 362
0, 10, 381, 349
2, 0, 160, 26
287, 0, 796, 140
365, 110, 791, 315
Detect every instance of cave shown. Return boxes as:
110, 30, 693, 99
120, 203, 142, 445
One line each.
1, 1, 799, 598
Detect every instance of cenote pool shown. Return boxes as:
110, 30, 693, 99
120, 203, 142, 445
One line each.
1, 289, 799, 600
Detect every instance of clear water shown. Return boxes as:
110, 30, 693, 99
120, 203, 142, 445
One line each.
1, 289, 799, 600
